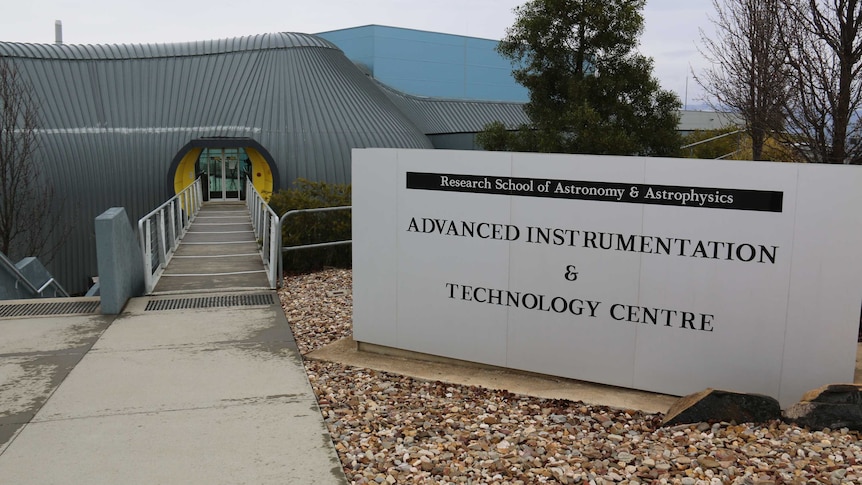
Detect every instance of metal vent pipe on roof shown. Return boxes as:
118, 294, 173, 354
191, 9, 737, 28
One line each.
55, 20, 63, 44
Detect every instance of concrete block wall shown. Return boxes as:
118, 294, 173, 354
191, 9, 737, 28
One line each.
95, 207, 145, 314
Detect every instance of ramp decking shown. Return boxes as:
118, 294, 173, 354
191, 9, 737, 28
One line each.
153, 202, 270, 294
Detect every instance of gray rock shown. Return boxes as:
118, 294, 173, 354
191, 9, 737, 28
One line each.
782, 384, 862, 431
616, 451, 636, 463
549, 414, 567, 424
662, 388, 781, 427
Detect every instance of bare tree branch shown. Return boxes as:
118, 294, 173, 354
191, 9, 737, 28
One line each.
0, 57, 67, 262
780, 0, 862, 163
695, 0, 790, 160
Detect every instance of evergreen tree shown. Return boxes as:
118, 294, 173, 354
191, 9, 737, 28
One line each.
480, 0, 681, 156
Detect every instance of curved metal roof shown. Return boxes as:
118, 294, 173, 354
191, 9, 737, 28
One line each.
381, 84, 529, 134
1, 33, 431, 293
0, 32, 338, 60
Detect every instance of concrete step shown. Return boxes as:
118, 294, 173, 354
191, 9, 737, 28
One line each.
165, 254, 264, 274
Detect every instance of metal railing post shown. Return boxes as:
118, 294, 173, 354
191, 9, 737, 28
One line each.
242, 184, 352, 290
276, 214, 283, 289
277, 206, 352, 288
141, 218, 154, 292
138, 178, 203, 293
244, 178, 280, 289
156, 209, 167, 269
269, 212, 279, 286
167, 201, 177, 252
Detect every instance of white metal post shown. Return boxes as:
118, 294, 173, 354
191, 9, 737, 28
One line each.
269, 213, 279, 288
143, 218, 153, 291
156, 209, 167, 268
168, 200, 178, 252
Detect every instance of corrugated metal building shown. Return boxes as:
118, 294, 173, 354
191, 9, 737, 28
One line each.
0, 31, 529, 294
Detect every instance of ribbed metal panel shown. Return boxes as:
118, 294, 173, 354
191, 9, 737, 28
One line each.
1, 33, 432, 294
0, 32, 339, 60
382, 84, 530, 134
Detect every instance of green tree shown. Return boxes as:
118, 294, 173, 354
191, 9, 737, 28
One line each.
267, 178, 351, 273
481, 0, 681, 156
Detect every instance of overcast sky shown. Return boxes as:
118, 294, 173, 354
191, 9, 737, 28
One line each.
1, 0, 715, 109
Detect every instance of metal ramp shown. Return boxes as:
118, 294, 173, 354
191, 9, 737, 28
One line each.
151, 202, 270, 294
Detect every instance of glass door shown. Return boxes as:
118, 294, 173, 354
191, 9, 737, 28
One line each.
197, 148, 250, 201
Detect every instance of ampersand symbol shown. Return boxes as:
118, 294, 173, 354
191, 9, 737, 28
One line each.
564, 265, 578, 281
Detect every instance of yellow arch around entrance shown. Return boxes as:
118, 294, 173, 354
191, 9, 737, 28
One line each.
173, 147, 203, 194
173, 146, 273, 201
245, 147, 274, 199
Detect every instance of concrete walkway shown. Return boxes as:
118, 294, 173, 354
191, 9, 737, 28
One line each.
0, 294, 347, 484
0, 201, 348, 484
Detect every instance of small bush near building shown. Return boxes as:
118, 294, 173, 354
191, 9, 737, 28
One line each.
267, 179, 351, 273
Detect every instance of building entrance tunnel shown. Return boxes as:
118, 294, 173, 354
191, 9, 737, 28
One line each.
169, 138, 278, 201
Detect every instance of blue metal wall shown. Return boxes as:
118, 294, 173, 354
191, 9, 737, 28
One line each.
318, 25, 528, 102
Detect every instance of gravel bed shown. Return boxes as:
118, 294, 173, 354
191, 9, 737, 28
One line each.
279, 269, 862, 485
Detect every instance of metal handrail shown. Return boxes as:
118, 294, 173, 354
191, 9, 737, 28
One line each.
276, 205, 352, 288
36, 277, 66, 295
680, 129, 744, 150
246, 179, 280, 289
138, 178, 203, 293
0, 250, 69, 298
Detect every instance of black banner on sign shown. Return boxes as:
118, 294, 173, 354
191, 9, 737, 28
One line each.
406, 172, 784, 212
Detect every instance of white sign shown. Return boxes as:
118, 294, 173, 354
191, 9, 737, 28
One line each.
352, 148, 862, 407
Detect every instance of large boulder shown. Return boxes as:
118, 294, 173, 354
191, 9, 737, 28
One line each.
783, 384, 862, 431
662, 388, 781, 427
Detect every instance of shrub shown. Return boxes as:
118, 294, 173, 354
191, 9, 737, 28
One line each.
267, 178, 351, 273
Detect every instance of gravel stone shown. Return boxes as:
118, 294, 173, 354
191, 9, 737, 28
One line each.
279, 269, 862, 484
